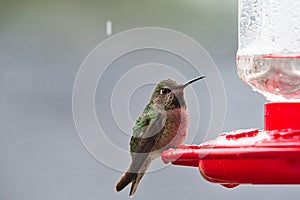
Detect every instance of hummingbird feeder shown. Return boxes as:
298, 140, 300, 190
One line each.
161, 0, 300, 187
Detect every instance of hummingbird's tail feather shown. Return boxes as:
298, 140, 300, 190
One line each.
115, 172, 137, 192
129, 156, 152, 196
116, 156, 153, 196
129, 173, 145, 196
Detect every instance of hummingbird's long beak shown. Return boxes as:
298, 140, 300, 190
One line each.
175, 76, 205, 89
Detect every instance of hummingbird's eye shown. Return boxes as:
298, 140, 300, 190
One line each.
160, 88, 171, 94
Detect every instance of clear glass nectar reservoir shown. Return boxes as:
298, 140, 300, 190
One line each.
237, 0, 300, 101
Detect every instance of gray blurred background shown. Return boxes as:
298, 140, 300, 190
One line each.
1, 0, 299, 199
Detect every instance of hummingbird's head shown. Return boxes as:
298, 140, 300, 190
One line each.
150, 76, 205, 110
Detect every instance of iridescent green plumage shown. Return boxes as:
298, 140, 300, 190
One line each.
130, 103, 158, 153
130, 81, 167, 154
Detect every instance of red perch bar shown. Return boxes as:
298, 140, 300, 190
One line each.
161, 102, 300, 188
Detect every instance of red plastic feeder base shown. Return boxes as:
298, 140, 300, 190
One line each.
161, 102, 300, 187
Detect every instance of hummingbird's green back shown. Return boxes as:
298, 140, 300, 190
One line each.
130, 103, 159, 154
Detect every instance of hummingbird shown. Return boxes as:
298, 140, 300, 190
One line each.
115, 76, 205, 196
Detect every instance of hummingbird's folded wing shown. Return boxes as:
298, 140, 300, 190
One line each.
129, 112, 165, 173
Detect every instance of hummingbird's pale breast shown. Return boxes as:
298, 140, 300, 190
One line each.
152, 107, 189, 153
